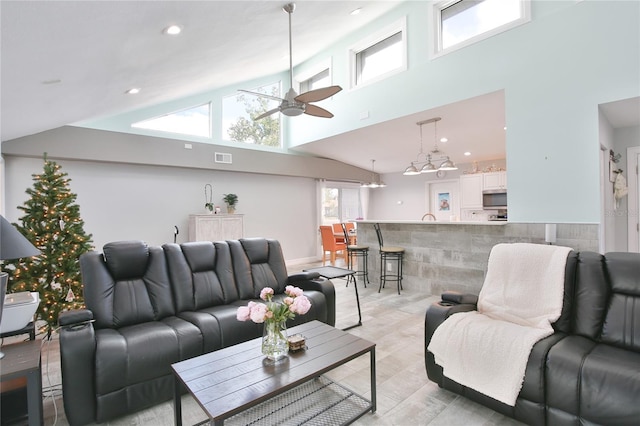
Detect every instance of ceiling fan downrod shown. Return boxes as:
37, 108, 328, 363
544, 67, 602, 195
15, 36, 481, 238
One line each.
283, 3, 296, 90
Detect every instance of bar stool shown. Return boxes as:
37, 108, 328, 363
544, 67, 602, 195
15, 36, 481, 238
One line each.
374, 223, 405, 294
342, 223, 369, 288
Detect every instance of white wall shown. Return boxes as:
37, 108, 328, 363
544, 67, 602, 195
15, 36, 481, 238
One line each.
290, 1, 639, 225
73, 1, 640, 226
4, 157, 319, 262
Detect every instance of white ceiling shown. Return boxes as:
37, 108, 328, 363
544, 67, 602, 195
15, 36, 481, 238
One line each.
1, 1, 637, 175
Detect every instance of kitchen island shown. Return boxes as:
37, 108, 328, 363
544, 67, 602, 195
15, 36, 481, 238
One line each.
356, 220, 598, 295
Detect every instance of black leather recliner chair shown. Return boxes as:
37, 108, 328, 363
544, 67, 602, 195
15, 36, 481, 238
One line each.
59, 238, 335, 425
425, 251, 640, 425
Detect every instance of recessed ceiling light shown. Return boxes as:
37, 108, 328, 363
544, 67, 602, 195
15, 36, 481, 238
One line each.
126, 88, 140, 95
503, 126, 507, 130
464, 152, 471, 156
163, 25, 182, 35
440, 137, 448, 143
350, 8, 362, 16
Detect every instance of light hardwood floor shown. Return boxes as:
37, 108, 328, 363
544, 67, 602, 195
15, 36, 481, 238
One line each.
7, 259, 524, 426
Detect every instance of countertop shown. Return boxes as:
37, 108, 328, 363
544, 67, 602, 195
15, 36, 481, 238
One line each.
356, 220, 508, 225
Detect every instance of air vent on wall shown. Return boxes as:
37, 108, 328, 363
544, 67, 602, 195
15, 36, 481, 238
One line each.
215, 152, 232, 164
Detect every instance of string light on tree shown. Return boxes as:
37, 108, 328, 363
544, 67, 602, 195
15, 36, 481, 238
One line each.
1, 153, 94, 336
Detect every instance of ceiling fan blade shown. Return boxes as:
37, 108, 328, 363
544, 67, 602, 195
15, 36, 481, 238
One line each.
295, 85, 342, 103
254, 107, 281, 120
238, 89, 284, 103
304, 104, 334, 118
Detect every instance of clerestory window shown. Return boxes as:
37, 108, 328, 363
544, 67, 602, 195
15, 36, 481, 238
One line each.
222, 82, 282, 148
131, 103, 211, 138
434, 0, 530, 56
349, 17, 407, 89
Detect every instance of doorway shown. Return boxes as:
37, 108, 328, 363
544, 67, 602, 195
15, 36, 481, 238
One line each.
427, 180, 460, 222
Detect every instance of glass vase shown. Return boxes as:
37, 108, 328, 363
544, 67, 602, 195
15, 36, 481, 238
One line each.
262, 319, 288, 361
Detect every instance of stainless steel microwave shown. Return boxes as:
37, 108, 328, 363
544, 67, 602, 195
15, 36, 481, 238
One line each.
482, 190, 507, 209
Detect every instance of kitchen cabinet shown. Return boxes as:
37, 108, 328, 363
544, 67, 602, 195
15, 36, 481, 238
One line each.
188, 214, 244, 242
483, 171, 507, 191
460, 174, 484, 209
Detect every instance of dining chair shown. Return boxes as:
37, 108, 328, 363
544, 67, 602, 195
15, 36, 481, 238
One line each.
332, 223, 346, 244
319, 225, 348, 266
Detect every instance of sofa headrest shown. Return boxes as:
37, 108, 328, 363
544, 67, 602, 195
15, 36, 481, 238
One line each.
181, 241, 217, 272
606, 252, 640, 296
103, 240, 150, 280
240, 238, 270, 264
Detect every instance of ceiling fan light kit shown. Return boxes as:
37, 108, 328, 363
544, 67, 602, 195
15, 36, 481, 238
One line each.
239, 3, 342, 120
403, 117, 457, 176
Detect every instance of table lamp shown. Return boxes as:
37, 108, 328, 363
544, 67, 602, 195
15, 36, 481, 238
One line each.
0, 215, 41, 359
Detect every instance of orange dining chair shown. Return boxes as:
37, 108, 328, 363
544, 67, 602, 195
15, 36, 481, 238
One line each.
320, 225, 348, 266
332, 223, 346, 243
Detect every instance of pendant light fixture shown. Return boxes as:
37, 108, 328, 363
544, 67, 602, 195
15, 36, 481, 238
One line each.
403, 117, 457, 175
361, 159, 386, 188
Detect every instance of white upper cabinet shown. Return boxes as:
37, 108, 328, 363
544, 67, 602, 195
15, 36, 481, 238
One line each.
482, 171, 507, 191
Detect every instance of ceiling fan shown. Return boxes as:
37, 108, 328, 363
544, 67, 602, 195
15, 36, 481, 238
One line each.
238, 3, 342, 120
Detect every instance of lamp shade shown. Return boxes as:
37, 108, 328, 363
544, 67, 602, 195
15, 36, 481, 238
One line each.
403, 163, 420, 176
439, 157, 458, 171
0, 215, 41, 260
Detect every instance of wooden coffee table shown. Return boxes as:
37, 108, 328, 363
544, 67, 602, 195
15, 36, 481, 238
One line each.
172, 320, 376, 425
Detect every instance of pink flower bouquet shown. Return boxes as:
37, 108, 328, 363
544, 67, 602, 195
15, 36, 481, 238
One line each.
236, 285, 312, 324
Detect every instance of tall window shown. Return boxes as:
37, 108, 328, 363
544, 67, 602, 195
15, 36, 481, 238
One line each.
299, 68, 330, 93
222, 82, 281, 147
435, 0, 530, 55
349, 18, 407, 88
321, 183, 362, 226
131, 103, 211, 137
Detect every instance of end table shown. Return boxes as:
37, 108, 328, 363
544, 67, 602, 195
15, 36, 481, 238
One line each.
0, 339, 43, 426
303, 265, 362, 330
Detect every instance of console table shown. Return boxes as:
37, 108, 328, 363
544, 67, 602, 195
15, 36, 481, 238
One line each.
188, 214, 244, 242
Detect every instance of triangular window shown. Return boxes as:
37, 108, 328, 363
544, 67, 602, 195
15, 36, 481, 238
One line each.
132, 103, 211, 137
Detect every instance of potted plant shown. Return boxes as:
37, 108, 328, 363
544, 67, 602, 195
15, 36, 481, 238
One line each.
223, 193, 238, 214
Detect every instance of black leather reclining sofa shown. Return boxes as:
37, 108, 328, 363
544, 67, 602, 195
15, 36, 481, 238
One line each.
425, 251, 640, 425
58, 238, 336, 425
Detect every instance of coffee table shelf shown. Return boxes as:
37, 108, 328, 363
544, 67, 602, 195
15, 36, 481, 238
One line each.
224, 376, 370, 426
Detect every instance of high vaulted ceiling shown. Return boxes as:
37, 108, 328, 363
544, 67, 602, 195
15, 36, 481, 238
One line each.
2, 1, 637, 175
1, 0, 401, 142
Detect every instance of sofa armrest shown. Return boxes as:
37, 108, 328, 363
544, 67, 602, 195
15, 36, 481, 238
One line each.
289, 275, 336, 327
59, 308, 94, 327
59, 309, 98, 425
424, 298, 478, 385
288, 271, 321, 282
425, 300, 478, 347
441, 291, 479, 305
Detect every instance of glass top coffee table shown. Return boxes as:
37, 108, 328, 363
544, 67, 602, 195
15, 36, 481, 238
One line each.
172, 320, 376, 426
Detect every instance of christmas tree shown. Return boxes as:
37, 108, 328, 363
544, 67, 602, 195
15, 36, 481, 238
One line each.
3, 154, 94, 335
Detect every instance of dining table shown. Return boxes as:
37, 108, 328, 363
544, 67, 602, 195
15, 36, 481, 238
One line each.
334, 230, 357, 245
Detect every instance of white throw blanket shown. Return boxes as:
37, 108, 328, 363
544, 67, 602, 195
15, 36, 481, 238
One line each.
427, 243, 572, 406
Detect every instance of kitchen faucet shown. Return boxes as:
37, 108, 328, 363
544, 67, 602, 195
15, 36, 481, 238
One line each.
422, 213, 436, 221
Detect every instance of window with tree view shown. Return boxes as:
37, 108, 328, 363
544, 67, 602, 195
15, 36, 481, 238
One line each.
321, 184, 362, 226
222, 82, 281, 147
